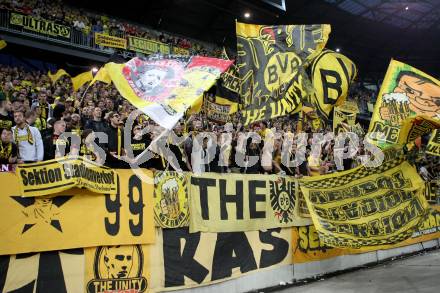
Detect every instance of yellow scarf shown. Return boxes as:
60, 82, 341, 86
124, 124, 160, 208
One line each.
0, 142, 12, 159
117, 128, 122, 158
80, 144, 96, 161
35, 117, 47, 130
41, 106, 47, 119
14, 124, 34, 145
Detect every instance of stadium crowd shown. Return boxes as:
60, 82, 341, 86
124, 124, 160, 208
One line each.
0, 64, 438, 186
0, 0, 220, 56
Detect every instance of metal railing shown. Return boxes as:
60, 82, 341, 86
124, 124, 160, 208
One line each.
0, 9, 198, 59
0, 9, 127, 55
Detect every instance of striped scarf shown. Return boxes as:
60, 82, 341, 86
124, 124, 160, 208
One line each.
14, 124, 34, 145
0, 142, 12, 159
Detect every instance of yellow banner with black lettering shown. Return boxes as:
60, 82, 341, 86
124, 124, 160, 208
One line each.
10, 12, 71, 39
0, 169, 154, 255
204, 99, 231, 123
173, 47, 190, 56
398, 115, 440, 145
95, 32, 127, 49
300, 147, 430, 249
367, 60, 440, 148
150, 227, 292, 291
189, 173, 311, 233
16, 156, 118, 197
85, 244, 151, 293
309, 50, 357, 122
292, 225, 352, 263
215, 96, 238, 114
427, 129, 440, 156
236, 22, 331, 125
425, 180, 440, 205
0, 227, 291, 292
154, 171, 189, 228
292, 206, 440, 263
127, 35, 171, 55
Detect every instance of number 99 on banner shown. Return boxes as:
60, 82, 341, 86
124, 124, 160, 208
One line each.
103, 171, 155, 241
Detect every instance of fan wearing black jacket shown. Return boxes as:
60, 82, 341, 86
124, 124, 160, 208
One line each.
42, 120, 70, 160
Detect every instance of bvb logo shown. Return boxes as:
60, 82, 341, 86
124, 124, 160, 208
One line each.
264, 52, 301, 92
154, 171, 189, 228
270, 177, 296, 224
87, 245, 148, 293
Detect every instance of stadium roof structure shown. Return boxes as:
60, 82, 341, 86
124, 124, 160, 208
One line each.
324, 0, 440, 29
66, 0, 440, 80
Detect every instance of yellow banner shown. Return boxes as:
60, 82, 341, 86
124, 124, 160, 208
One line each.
292, 225, 352, 263
95, 32, 127, 49
0, 250, 85, 292
85, 245, 150, 293
0, 169, 154, 255
189, 173, 311, 233
150, 227, 292, 291
427, 129, 440, 156
367, 60, 440, 148
214, 96, 238, 114
292, 206, 440, 263
48, 69, 70, 84
297, 188, 311, 217
2, 217, 440, 291
127, 36, 171, 55
425, 180, 440, 205
16, 156, 117, 197
154, 171, 189, 228
10, 12, 71, 38
205, 99, 231, 123
72, 70, 93, 92
173, 47, 190, 56
309, 50, 357, 121
300, 147, 430, 249
0, 228, 291, 292
409, 206, 440, 241
398, 115, 440, 145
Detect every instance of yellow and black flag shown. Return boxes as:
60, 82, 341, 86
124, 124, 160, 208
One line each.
213, 64, 240, 113
427, 129, 440, 156
308, 49, 357, 124
367, 60, 440, 148
236, 22, 331, 125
